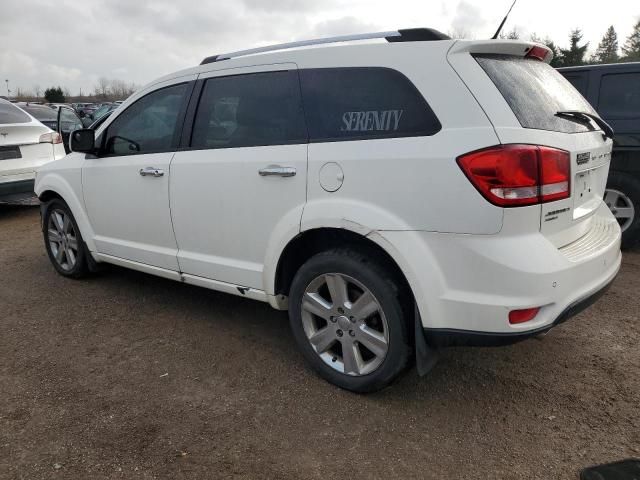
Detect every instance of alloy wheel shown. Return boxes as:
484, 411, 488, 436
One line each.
301, 273, 389, 376
47, 209, 79, 271
604, 188, 635, 232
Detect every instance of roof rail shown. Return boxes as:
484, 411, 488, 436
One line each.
200, 28, 450, 65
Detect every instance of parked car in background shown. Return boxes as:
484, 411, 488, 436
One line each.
47, 103, 72, 110
81, 103, 119, 127
0, 99, 65, 203
89, 106, 118, 127
559, 62, 640, 248
17, 103, 83, 153
76, 104, 98, 119
35, 31, 620, 392
72, 103, 92, 111
16, 103, 58, 130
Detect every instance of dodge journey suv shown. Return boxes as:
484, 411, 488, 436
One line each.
35, 29, 621, 392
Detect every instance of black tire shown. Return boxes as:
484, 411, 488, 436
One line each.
42, 198, 90, 278
606, 171, 640, 250
288, 248, 411, 393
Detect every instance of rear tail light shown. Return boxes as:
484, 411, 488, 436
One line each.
457, 144, 570, 207
526, 45, 550, 61
509, 307, 540, 325
39, 132, 62, 144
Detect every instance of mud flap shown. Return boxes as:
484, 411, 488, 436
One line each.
85, 244, 101, 273
414, 303, 439, 376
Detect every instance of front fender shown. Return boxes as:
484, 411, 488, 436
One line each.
35, 170, 96, 252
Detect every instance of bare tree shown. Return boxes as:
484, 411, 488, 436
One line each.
109, 79, 128, 99
500, 27, 520, 40
33, 85, 42, 99
94, 77, 110, 100
447, 28, 471, 39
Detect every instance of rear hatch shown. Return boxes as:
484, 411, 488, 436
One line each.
447, 41, 613, 248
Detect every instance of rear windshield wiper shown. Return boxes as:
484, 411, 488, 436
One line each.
555, 110, 614, 140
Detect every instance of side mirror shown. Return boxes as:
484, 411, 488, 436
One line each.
70, 129, 95, 153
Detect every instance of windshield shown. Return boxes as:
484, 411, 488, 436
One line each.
475, 55, 598, 134
0, 101, 31, 124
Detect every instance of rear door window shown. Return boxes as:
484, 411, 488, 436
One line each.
598, 73, 640, 119
190, 70, 307, 149
0, 102, 31, 124
475, 55, 597, 133
299, 67, 441, 142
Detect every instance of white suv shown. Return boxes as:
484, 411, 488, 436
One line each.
35, 29, 621, 392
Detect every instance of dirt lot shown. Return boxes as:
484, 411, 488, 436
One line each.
0, 206, 638, 480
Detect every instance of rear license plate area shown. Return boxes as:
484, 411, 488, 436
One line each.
574, 169, 595, 206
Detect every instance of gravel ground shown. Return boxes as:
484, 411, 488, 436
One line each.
1, 205, 638, 480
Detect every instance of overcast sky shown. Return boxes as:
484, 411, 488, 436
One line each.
1, 0, 637, 96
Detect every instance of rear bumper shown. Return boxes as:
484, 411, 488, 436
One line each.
380, 202, 622, 339
425, 276, 614, 347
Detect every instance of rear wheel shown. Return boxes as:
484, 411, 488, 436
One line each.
42, 199, 89, 278
288, 249, 411, 393
605, 172, 640, 249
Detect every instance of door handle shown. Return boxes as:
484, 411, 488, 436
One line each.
258, 165, 296, 177
139, 167, 164, 177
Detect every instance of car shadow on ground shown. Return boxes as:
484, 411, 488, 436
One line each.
84, 261, 592, 402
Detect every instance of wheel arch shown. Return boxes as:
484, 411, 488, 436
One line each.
272, 227, 416, 313
36, 174, 96, 252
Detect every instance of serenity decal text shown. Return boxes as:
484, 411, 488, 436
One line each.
341, 110, 404, 132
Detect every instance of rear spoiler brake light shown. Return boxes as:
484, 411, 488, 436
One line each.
526, 45, 550, 61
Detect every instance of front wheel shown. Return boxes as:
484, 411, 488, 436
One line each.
42, 199, 90, 278
288, 249, 411, 393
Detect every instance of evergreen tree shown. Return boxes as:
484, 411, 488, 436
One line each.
44, 87, 65, 103
545, 38, 563, 67
560, 29, 589, 66
622, 19, 640, 62
591, 26, 619, 64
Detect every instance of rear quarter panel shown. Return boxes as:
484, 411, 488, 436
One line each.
297, 41, 503, 234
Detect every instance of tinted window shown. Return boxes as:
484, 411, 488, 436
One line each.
598, 73, 640, 119
104, 83, 187, 156
476, 55, 597, 133
191, 71, 306, 149
0, 102, 31, 124
299, 67, 441, 142
563, 73, 588, 97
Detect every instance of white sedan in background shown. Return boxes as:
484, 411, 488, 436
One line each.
0, 99, 66, 203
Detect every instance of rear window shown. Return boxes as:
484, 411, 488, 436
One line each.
299, 67, 441, 142
598, 73, 640, 119
475, 55, 597, 133
20, 105, 57, 122
0, 102, 31, 124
